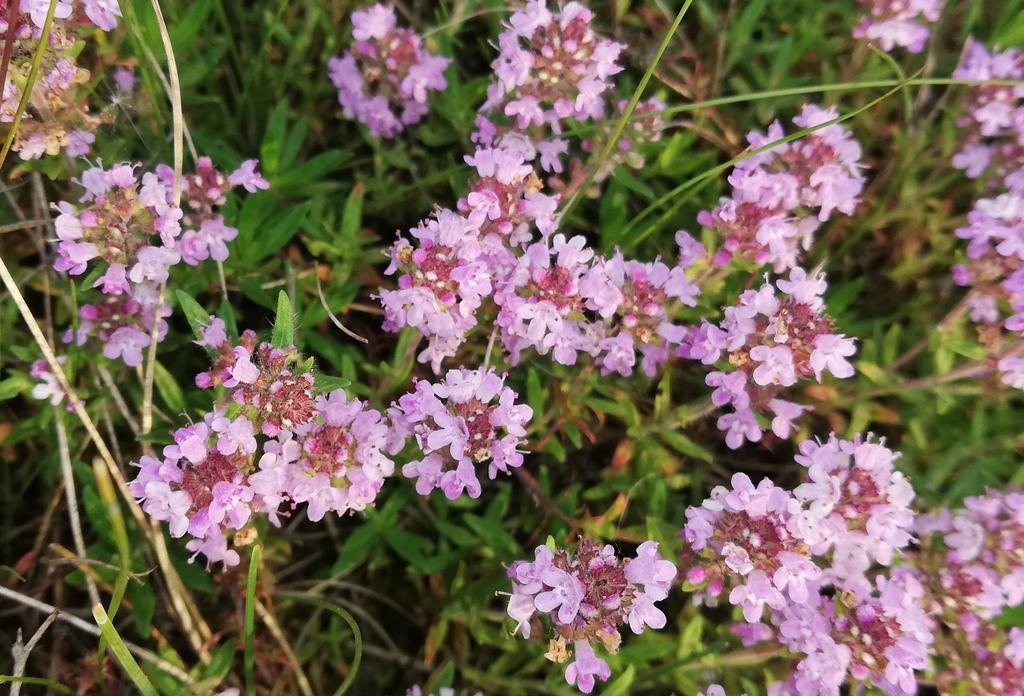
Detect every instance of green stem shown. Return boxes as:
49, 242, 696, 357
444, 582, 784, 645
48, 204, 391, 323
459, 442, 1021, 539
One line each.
279, 592, 362, 696
245, 543, 263, 696
93, 458, 131, 687
91, 604, 158, 696
560, 0, 695, 219
624, 73, 921, 248
0, 0, 58, 170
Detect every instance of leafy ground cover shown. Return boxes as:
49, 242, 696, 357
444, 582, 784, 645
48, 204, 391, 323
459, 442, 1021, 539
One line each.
2, 1, 1024, 694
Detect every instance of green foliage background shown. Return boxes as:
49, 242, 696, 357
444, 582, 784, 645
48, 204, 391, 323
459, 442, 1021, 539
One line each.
2, 0, 1024, 694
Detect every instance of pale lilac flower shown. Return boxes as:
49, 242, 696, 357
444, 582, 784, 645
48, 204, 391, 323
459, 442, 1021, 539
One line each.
698, 104, 864, 270
30, 358, 66, 406
682, 270, 855, 448
328, 4, 449, 138
480, 1, 623, 134
507, 539, 674, 693
83, 0, 121, 30
853, 0, 943, 53
390, 367, 531, 499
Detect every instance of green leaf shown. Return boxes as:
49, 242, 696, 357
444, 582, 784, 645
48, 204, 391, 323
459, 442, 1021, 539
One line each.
272, 150, 353, 188
175, 290, 211, 342
313, 374, 350, 393
330, 522, 380, 574
131, 582, 156, 636
271, 291, 294, 348
338, 182, 365, 250
602, 665, 635, 696
153, 361, 186, 414
246, 201, 311, 263
658, 431, 712, 462
943, 338, 989, 361
0, 374, 32, 400
260, 100, 290, 174
425, 661, 455, 692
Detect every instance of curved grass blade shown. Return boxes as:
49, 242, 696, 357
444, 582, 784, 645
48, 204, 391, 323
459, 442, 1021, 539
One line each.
279, 592, 362, 696
624, 73, 922, 248
92, 604, 158, 696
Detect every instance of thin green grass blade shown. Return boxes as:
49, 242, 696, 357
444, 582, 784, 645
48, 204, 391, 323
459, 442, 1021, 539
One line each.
0, 0, 58, 170
0, 676, 74, 694
624, 73, 922, 248
244, 543, 262, 696
93, 458, 132, 689
279, 592, 362, 696
560, 0, 695, 219
91, 604, 158, 696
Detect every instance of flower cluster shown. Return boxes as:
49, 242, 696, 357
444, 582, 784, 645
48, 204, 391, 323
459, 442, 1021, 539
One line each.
478, 0, 624, 145
793, 436, 915, 596
327, 3, 449, 138
380, 209, 495, 370
698, 104, 865, 271
949, 42, 1024, 390
63, 295, 169, 367
680, 269, 857, 448
911, 490, 1024, 694
1, 0, 120, 160
852, 0, 943, 53
681, 472, 821, 621
53, 163, 183, 293
506, 539, 676, 693
155, 157, 268, 266
130, 318, 395, 567
951, 41, 1024, 185
46, 159, 264, 366
680, 436, 932, 695
388, 367, 532, 500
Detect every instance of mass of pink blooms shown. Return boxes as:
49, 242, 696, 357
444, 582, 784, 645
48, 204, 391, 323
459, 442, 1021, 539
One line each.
697, 104, 866, 271
948, 41, 1024, 391
52, 159, 266, 365
679, 269, 857, 448
20, 2, 1024, 694
328, 3, 450, 138
853, 0, 944, 53
506, 539, 676, 693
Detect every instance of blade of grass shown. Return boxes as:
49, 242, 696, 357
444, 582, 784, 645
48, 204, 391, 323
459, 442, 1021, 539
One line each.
0, 676, 74, 694
559, 77, 1024, 140
245, 543, 263, 696
279, 592, 362, 696
624, 73, 922, 248
93, 457, 132, 678
560, 0, 696, 220
92, 604, 159, 696
0, 0, 58, 170
0, 586, 193, 686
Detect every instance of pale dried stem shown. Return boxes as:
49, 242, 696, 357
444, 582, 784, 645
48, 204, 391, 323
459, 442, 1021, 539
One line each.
95, 365, 141, 435
54, 413, 102, 607
0, 218, 50, 234
9, 611, 57, 696
316, 272, 369, 344
139, 0, 185, 445
255, 600, 315, 696
0, 585, 195, 686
